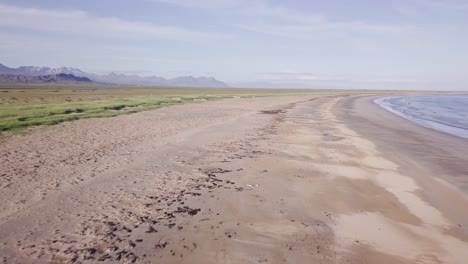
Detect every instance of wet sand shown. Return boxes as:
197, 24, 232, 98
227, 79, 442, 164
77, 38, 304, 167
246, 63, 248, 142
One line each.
1, 94, 467, 263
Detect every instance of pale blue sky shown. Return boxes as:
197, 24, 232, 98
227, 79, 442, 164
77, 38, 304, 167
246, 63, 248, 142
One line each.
1, 0, 467, 89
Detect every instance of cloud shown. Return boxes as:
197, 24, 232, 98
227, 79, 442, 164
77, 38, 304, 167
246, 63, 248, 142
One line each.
0, 4, 228, 41
394, 4, 421, 17
354, 78, 431, 84
419, 0, 468, 9
148, 0, 252, 9
256, 71, 345, 83
151, 0, 414, 38
254, 71, 434, 87
236, 22, 413, 41
149, 0, 319, 22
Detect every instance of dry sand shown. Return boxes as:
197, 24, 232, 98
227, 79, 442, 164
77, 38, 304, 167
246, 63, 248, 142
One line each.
1, 94, 467, 263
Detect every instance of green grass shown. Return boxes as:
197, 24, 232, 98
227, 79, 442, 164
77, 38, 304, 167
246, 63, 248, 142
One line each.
0, 84, 395, 134
0, 94, 232, 133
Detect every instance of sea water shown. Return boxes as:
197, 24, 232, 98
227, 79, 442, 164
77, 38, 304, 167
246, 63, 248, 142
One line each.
375, 95, 468, 139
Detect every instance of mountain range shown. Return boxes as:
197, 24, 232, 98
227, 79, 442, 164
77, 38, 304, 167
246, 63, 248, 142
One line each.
0, 73, 94, 85
0, 63, 228, 87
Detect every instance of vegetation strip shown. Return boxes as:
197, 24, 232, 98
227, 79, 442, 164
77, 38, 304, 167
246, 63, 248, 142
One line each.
0, 95, 233, 133
0, 86, 377, 133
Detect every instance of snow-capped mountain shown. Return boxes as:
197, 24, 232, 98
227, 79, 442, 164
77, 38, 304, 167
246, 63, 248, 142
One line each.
0, 73, 95, 84
0, 64, 86, 76
0, 63, 228, 87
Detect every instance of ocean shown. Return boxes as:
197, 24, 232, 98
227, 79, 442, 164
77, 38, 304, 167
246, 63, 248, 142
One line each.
374, 95, 468, 139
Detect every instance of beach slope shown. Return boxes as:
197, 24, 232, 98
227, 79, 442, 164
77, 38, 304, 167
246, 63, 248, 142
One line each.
1, 94, 467, 263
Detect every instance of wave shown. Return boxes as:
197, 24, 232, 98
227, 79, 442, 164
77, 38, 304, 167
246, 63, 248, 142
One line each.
374, 95, 468, 139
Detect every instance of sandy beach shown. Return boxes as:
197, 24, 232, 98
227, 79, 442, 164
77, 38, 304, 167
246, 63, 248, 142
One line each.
1, 94, 468, 263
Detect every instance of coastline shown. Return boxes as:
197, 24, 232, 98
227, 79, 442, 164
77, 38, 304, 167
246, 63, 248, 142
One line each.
374, 95, 468, 139
338, 95, 468, 233
1, 93, 467, 263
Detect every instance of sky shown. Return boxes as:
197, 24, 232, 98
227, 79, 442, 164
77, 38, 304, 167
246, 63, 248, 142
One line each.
0, 0, 467, 90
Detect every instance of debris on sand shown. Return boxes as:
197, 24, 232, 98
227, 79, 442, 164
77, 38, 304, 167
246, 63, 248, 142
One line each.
174, 206, 201, 216
259, 109, 286, 115
145, 226, 158, 233
322, 133, 344, 142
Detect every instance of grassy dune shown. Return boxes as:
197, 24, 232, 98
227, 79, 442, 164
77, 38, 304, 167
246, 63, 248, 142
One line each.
0, 85, 326, 133
0, 95, 230, 132
1, 84, 396, 134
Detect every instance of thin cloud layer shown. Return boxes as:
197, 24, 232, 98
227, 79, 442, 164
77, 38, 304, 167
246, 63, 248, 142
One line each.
153, 0, 414, 36
0, 0, 467, 90
420, 0, 468, 9
0, 4, 227, 41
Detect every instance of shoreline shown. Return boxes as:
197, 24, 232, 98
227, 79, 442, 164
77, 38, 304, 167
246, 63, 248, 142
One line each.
338, 95, 468, 233
373, 94, 468, 140
343, 94, 468, 190
1, 94, 467, 263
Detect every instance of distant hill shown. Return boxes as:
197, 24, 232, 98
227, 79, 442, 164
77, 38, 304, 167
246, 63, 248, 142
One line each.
0, 73, 95, 84
86, 73, 228, 88
0, 63, 228, 88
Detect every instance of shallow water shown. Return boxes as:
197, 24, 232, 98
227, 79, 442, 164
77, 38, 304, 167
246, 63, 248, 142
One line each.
375, 95, 468, 139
